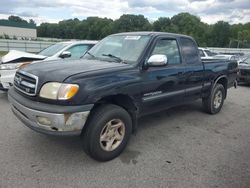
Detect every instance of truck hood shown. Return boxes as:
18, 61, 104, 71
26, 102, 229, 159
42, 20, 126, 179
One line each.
1, 50, 46, 64
239, 64, 250, 69
21, 59, 130, 84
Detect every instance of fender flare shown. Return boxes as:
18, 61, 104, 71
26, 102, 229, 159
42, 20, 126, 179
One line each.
212, 75, 228, 99
214, 75, 227, 86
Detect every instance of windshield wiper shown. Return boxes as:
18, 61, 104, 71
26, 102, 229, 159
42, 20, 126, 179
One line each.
240, 62, 249, 65
102, 53, 125, 63
81, 51, 95, 59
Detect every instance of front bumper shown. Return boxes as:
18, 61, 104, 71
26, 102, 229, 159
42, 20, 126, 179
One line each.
0, 69, 17, 90
8, 88, 94, 136
238, 75, 250, 83
0, 83, 7, 91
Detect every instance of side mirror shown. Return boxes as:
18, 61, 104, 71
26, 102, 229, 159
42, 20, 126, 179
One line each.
147, 54, 168, 67
59, 51, 71, 59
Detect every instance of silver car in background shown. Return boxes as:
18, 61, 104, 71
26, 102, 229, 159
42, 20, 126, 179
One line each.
214, 54, 240, 64
0, 40, 98, 90
198, 48, 217, 60
37, 40, 98, 61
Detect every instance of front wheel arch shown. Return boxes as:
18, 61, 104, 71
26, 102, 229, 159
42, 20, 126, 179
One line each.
81, 104, 132, 161
85, 94, 139, 134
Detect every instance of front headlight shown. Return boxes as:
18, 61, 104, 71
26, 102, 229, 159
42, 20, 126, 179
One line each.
39, 82, 79, 100
0, 63, 18, 70
0, 62, 31, 70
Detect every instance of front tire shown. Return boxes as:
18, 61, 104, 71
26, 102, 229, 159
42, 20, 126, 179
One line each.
202, 83, 225, 114
82, 104, 132, 161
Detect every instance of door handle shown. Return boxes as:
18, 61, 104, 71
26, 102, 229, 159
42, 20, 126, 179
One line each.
177, 72, 183, 75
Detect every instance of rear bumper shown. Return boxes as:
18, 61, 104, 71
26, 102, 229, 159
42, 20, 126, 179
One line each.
8, 88, 94, 136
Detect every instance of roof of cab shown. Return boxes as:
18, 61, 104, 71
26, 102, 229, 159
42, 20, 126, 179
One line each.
58, 40, 98, 45
112, 31, 191, 39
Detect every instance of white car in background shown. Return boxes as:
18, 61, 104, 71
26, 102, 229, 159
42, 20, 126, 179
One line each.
0, 40, 97, 90
38, 40, 98, 61
198, 48, 217, 60
214, 54, 240, 64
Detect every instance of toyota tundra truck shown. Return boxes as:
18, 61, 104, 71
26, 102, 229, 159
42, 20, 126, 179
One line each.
8, 32, 238, 161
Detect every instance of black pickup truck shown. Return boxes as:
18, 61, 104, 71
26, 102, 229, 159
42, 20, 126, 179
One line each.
8, 32, 238, 161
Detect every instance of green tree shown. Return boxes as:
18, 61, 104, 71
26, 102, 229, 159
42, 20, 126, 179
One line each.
209, 21, 231, 47
29, 19, 36, 25
238, 30, 250, 41
37, 23, 60, 38
73, 21, 89, 39
153, 17, 171, 32
36, 13, 250, 48
57, 19, 80, 39
85, 17, 113, 40
113, 14, 152, 32
8, 15, 28, 23
170, 13, 208, 46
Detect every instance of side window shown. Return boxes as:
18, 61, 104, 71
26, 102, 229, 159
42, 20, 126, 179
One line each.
151, 39, 181, 65
199, 49, 205, 57
180, 38, 200, 64
67, 44, 91, 58
245, 58, 250, 64
204, 50, 214, 56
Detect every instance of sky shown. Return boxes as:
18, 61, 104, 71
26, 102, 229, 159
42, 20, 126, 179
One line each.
0, 0, 250, 25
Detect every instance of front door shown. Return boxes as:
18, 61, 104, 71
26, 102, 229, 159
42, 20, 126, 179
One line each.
140, 37, 186, 115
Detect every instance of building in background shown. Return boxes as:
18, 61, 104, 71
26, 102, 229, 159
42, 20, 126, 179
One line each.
0, 20, 37, 39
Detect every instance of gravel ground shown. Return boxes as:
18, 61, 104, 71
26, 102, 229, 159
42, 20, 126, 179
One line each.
0, 85, 250, 188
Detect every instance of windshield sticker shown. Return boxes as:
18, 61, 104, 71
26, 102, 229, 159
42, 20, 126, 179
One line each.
125, 36, 141, 40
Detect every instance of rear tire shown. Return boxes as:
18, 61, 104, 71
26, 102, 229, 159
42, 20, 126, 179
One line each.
82, 104, 132, 161
202, 83, 225, 114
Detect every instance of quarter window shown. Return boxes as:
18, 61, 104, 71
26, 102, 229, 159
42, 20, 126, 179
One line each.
180, 38, 200, 64
151, 39, 181, 65
199, 49, 205, 57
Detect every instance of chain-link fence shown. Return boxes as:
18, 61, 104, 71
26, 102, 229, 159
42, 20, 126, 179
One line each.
1, 39, 250, 56
208, 47, 250, 56
0, 39, 56, 53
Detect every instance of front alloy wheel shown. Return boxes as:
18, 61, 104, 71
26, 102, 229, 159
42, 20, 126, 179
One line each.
82, 104, 132, 161
100, 119, 125, 152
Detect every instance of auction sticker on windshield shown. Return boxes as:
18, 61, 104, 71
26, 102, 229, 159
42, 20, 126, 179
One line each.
125, 36, 141, 40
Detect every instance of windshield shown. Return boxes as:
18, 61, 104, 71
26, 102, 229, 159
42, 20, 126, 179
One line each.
83, 35, 150, 64
39, 43, 69, 56
240, 57, 250, 65
205, 50, 217, 56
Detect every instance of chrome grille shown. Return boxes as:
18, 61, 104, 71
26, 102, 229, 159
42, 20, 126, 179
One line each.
240, 70, 250, 76
14, 70, 38, 96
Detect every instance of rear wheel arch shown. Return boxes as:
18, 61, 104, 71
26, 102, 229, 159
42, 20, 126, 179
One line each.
203, 83, 225, 114
213, 75, 228, 99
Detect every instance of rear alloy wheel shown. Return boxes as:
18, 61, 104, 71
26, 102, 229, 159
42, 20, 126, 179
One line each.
202, 83, 225, 114
213, 90, 223, 109
82, 104, 132, 161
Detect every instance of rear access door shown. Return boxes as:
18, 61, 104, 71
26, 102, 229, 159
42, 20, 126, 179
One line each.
179, 37, 205, 101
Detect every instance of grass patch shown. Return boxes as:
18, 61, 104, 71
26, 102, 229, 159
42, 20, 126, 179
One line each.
0, 51, 7, 57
